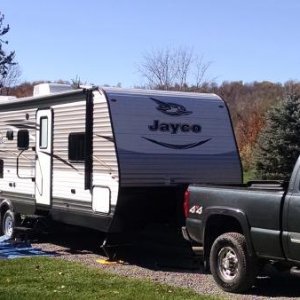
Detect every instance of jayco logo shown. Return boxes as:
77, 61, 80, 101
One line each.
142, 97, 211, 150
150, 97, 192, 116
148, 98, 201, 134
149, 120, 201, 134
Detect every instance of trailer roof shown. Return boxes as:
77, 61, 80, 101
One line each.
0, 86, 223, 111
102, 87, 222, 102
0, 89, 86, 111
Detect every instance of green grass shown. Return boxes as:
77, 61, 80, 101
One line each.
0, 257, 214, 300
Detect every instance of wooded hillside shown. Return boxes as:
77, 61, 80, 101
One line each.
196, 80, 299, 170
7, 80, 300, 170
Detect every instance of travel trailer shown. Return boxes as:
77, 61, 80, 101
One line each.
0, 84, 242, 238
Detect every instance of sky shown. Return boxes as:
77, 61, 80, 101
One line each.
1, 0, 300, 88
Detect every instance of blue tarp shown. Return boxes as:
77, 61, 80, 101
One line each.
0, 235, 55, 259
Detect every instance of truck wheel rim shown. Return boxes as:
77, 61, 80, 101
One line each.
4, 215, 13, 237
217, 246, 239, 281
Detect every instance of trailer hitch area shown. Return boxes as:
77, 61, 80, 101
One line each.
100, 235, 133, 262
100, 237, 117, 261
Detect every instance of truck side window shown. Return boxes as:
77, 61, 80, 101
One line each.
0, 159, 3, 178
68, 133, 85, 162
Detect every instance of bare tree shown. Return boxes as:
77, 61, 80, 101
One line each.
283, 80, 300, 96
0, 12, 16, 80
194, 55, 212, 89
0, 63, 21, 95
175, 47, 193, 90
138, 48, 177, 89
71, 75, 86, 89
137, 47, 211, 90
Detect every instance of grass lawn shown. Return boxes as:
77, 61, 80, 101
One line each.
0, 257, 214, 300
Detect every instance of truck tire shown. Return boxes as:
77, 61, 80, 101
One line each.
209, 232, 257, 293
1, 210, 16, 239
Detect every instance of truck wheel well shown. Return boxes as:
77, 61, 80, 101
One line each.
204, 215, 243, 266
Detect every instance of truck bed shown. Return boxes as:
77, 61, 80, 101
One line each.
187, 181, 286, 259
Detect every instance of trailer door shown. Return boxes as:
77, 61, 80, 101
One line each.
35, 109, 53, 206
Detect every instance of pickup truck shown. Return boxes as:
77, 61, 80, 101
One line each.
182, 156, 300, 293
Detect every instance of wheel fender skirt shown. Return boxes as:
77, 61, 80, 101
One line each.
203, 207, 255, 257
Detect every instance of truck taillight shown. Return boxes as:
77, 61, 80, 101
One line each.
183, 190, 190, 218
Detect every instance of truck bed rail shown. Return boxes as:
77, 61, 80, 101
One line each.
247, 180, 288, 190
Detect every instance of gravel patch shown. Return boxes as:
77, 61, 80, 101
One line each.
31, 230, 300, 300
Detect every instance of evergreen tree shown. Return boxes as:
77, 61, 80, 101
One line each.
254, 94, 300, 180
0, 12, 16, 81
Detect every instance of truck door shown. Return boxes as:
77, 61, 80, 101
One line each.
35, 109, 53, 206
283, 170, 300, 261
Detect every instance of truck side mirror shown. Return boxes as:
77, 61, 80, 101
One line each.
17, 130, 29, 150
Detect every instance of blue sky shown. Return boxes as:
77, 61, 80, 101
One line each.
1, 1, 300, 87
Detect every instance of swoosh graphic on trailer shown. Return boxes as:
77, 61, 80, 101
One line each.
6, 124, 38, 130
6, 120, 39, 130
142, 137, 211, 150
40, 151, 79, 172
95, 134, 115, 143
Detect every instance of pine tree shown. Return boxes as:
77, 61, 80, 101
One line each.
254, 94, 300, 180
0, 12, 16, 81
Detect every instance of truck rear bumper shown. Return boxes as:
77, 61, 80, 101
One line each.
181, 226, 192, 242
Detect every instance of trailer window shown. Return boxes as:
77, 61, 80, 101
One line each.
40, 117, 48, 149
17, 130, 29, 150
68, 133, 85, 162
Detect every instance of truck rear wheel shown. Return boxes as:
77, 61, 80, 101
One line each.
209, 232, 257, 293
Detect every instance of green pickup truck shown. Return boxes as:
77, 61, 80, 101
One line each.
182, 156, 300, 293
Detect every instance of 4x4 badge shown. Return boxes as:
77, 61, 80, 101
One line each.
150, 97, 192, 116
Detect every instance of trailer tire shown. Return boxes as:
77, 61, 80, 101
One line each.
209, 232, 257, 293
2, 210, 16, 239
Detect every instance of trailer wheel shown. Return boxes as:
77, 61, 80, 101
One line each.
2, 210, 16, 239
209, 232, 257, 293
